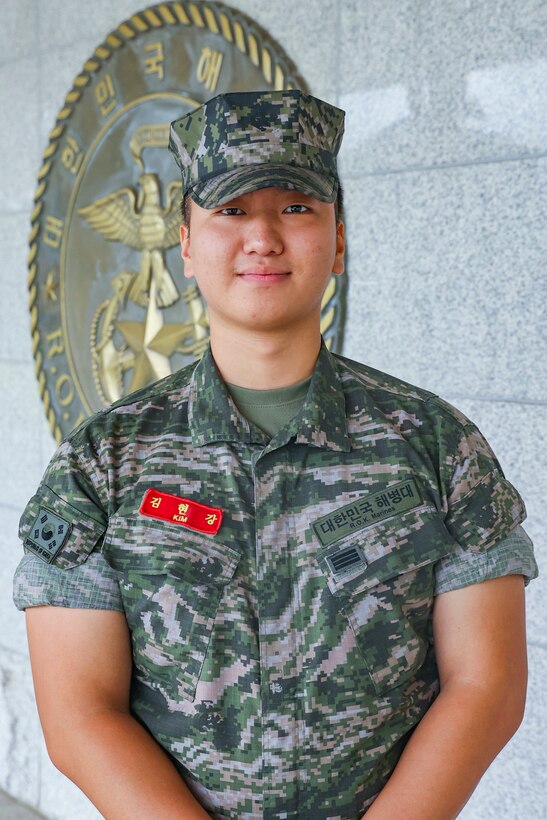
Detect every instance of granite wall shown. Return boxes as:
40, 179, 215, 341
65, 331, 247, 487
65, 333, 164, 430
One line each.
0, 1, 544, 817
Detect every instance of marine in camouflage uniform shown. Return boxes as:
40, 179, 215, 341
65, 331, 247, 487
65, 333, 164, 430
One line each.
14, 91, 537, 819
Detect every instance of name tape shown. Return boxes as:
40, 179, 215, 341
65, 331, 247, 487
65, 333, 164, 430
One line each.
140, 489, 223, 536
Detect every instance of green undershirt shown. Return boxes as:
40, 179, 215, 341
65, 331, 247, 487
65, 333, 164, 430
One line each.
226, 376, 312, 438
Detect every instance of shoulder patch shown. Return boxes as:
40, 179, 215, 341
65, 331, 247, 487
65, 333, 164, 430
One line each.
25, 507, 72, 563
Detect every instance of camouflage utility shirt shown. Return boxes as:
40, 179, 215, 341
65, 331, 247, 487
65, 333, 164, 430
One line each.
15, 343, 537, 819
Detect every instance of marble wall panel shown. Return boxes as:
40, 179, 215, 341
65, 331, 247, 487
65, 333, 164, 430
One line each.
0, 214, 34, 362
0, 363, 49, 512
0, 0, 39, 64
339, 0, 547, 173
0, 788, 44, 818
0, 57, 41, 214
0, 649, 41, 808
342, 159, 547, 402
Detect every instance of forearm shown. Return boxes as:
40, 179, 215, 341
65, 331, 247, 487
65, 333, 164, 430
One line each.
50, 707, 210, 819
363, 680, 523, 819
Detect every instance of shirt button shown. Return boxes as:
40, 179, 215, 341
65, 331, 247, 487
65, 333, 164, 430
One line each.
270, 681, 283, 694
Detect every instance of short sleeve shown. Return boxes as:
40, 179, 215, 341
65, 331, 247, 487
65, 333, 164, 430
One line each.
13, 551, 124, 611
435, 524, 538, 595
432, 397, 527, 553
17, 436, 108, 569
14, 430, 123, 611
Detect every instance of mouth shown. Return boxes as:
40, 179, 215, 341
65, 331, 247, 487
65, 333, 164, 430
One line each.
237, 270, 290, 283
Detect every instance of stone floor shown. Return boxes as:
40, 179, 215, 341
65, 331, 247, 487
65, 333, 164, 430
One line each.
0, 790, 45, 818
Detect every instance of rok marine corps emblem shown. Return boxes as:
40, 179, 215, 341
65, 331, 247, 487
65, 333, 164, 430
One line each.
28, 1, 347, 441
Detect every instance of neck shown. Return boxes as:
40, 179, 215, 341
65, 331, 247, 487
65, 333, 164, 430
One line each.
209, 323, 322, 389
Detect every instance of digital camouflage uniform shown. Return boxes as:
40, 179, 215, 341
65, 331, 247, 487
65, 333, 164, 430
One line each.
15, 343, 537, 819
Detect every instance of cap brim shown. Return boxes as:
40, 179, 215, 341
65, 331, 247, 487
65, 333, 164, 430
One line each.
190, 164, 338, 209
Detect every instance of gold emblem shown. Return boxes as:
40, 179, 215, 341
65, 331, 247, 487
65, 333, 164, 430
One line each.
29, 1, 347, 442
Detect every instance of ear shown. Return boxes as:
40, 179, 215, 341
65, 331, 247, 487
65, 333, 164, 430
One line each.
179, 224, 194, 280
332, 221, 345, 275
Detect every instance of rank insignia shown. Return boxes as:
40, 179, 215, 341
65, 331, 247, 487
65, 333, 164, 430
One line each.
25, 508, 72, 563
140, 489, 223, 536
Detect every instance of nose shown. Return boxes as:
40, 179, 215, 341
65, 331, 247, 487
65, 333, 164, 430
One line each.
242, 215, 283, 256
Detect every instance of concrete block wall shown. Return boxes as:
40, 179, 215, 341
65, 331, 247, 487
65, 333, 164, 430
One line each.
0, 1, 544, 817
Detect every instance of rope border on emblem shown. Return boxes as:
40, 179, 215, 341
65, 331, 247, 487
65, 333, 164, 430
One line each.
27, 1, 317, 443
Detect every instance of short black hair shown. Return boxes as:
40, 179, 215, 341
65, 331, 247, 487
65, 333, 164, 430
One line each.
335, 184, 344, 224
180, 184, 345, 233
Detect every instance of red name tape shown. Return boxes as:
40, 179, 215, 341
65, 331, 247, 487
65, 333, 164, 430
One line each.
140, 489, 223, 536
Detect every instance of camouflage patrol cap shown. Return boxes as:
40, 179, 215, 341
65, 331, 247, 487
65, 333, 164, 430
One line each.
168, 90, 345, 208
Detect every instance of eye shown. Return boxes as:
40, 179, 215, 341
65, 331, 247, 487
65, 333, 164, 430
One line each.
219, 206, 244, 216
284, 204, 310, 214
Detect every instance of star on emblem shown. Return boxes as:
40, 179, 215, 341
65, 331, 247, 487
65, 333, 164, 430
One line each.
116, 281, 195, 392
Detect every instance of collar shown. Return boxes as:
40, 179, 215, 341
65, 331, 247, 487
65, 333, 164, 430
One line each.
189, 346, 265, 447
189, 341, 351, 452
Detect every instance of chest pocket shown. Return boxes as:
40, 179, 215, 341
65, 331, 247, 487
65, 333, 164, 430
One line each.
316, 506, 454, 695
103, 516, 240, 703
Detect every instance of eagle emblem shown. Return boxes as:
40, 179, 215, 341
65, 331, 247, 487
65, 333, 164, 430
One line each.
78, 172, 182, 308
